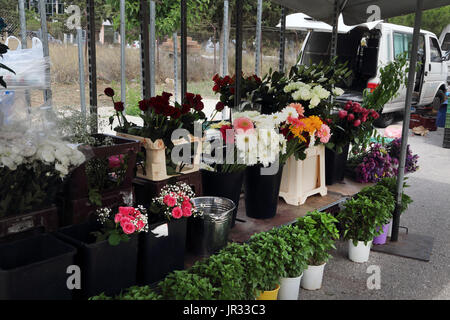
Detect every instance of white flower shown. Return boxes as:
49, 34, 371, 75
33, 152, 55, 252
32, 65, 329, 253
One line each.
332, 87, 345, 96
309, 95, 321, 108
235, 131, 258, 165
55, 162, 69, 176
281, 106, 299, 120
297, 87, 312, 101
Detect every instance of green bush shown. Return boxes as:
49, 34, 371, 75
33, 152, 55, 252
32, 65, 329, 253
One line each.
295, 210, 339, 266
158, 270, 218, 300
268, 225, 311, 278
357, 184, 395, 217
190, 243, 251, 300
337, 195, 392, 246
116, 285, 162, 300
377, 177, 413, 214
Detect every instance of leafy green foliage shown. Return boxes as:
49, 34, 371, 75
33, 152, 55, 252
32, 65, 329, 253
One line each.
0, 162, 62, 217
247, 230, 292, 292
268, 225, 311, 278
337, 195, 392, 246
295, 210, 339, 266
116, 285, 162, 300
377, 177, 413, 214
190, 243, 251, 300
357, 184, 395, 217
158, 270, 218, 300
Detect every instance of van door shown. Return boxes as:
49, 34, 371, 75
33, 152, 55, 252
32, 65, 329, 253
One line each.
420, 35, 445, 105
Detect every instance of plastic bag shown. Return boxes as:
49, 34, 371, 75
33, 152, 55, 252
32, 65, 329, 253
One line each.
0, 45, 50, 89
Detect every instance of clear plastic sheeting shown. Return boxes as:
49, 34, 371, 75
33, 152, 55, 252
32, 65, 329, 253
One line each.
0, 46, 50, 90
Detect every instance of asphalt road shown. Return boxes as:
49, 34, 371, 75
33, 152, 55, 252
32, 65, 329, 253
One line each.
300, 125, 450, 300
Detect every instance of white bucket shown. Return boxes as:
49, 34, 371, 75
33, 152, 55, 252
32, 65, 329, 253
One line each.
348, 240, 372, 263
278, 273, 303, 300
301, 263, 326, 290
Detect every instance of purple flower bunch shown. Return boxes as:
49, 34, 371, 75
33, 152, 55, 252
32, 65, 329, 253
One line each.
355, 143, 397, 183
387, 138, 419, 174
353, 139, 419, 183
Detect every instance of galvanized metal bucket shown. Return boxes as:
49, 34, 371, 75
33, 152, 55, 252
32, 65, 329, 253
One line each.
187, 197, 236, 256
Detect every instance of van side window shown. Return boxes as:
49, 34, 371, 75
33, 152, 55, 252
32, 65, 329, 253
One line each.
442, 34, 450, 51
393, 32, 413, 59
430, 37, 442, 62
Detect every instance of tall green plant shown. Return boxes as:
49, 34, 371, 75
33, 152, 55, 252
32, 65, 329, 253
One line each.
377, 177, 413, 214
158, 270, 218, 300
337, 195, 392, 246
295, 211, 339, 266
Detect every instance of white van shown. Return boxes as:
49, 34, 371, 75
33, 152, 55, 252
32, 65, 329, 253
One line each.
300, 22, 449, 127
439, 24, 450, 84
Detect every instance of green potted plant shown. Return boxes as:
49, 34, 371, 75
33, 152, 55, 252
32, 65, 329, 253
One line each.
295, 210, 339, 290
269, 225, 311, 300
357, 184, 395, 245
158, 269, 218, 300
190, 243, 251, 300
247, 230, 292, 300
337, 194, 392, 263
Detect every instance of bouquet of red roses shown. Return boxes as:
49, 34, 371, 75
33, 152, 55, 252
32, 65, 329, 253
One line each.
93, 206, 149, 246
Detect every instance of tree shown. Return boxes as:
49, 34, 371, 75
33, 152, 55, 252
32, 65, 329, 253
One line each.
388, 5, 450, 37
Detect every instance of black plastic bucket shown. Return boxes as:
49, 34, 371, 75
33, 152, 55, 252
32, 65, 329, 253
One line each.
200, 169, 244, 227
137, 218, 187, 285
0, 233, 76, 300
325, 144, 350, 185
55, 221, 138, 299
244, 165, 284, 219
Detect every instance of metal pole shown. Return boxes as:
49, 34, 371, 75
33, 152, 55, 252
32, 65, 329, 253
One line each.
255, 0, 263, 76
19, 0, 27, 48
140, 0, 151, 99
279, 7, 286, 72
150, 1, 156, 97
87, 0, 98, 132
173, 32, 178, 103
222, 0, 229, 77
234, 0, 243, 109
39, 0, 52, 103
120, 0, 126, 106
391, 0, 424, 242
77, 28, 86, 116
180, 0, 187, 100
330, 0, 340, 58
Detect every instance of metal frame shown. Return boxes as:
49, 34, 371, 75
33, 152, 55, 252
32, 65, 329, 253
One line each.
180, 0, 187, 101
279, 7, 286, 72
140, 0, 151, 100
234, 0, 243, 109
86, 0, 97, 131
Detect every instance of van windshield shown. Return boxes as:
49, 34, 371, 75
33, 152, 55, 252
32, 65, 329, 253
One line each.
301, 28, 380, 92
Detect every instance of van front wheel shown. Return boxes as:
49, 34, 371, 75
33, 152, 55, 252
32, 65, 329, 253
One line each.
431, 89, 446, 111
374, 112, 395, 128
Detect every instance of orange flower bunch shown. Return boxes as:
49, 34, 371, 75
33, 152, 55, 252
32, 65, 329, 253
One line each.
289, 115, 323, 143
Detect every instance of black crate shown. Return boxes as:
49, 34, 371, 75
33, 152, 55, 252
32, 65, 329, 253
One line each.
55, 221, 138, 299
0, 233, 76, 300
137, 218, 187, 285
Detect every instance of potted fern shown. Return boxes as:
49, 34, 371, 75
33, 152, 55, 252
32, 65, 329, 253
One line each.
337, 193, 392, 263
295, 211, 339, 290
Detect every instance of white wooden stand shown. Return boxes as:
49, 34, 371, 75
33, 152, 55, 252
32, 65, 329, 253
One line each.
279, 144, 327, 206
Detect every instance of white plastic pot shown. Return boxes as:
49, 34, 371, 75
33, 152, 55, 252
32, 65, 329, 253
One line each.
301, 263, 325, 290
278, 273, 303, 300
348, 240, 372, 263
387, 219, 393, 237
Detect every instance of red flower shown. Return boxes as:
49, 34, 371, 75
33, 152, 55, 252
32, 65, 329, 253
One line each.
194, 101, 204, 111
347, 113, 355, 121
213, 84, 220, 92
162, 91, 172, 102
371, 110, 380, 119
172, 109, 182, 119
138, 99, 149, 112
344, 101, 353, 111
230, 87, 235, 94
181, 104, 190, 114
219, 125, 234, 144
338, 110, 348, 119
104, 87, 115, 97
114, 101, 124, 112
353, 119, 361, 127
213, 73, 220, 83
223, 75, 231, 84
215, 102, 225, 111
185, 92, 195, 102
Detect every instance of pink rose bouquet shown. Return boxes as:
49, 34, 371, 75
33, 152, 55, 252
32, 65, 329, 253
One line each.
93, 206, 149, 246
149, 182, 201, 221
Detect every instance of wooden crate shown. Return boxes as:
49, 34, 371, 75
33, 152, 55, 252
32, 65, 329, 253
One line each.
279, 145, 327, 206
